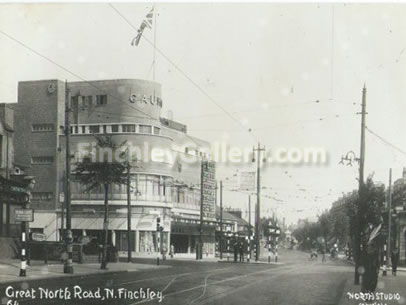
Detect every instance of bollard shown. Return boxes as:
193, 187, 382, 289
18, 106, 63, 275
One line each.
44, 245, 48, 265
275, 237, 279, 262
382, 243, 387, 276
19, 231, 26, 277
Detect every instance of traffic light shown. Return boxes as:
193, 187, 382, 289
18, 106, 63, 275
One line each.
156, 217, 160, 232
267, 225, 281, 237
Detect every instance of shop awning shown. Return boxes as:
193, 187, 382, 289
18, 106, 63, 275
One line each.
71, 217, 128, 231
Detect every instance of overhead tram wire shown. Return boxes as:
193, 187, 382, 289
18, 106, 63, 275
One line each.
365, 126, 406, 157
108, 4, 257, 143
0, 28, 203, 148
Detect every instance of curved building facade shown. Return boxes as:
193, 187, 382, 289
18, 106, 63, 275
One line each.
15, 79, 216, 256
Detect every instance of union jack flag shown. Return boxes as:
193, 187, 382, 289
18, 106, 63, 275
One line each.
131, 8, 154, 47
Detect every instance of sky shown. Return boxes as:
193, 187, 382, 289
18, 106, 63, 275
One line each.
1, 3, 406, 225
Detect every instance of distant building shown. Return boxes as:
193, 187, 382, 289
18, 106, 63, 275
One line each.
13, 79, 216, 256
0, 103, 30, 237
392, 168, 406, 264
215, 207, 251, 256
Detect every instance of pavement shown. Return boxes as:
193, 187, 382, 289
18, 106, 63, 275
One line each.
0, 249, 352, 305
0, 259, 170, 284
338, 271, 406, 305
0, 250, 404, 305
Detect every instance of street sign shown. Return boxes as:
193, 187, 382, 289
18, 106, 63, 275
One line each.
30, 233, 46, 242
15, 209, 34, 222
239, 171, 255, 192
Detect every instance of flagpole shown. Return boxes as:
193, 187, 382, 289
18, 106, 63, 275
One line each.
153, 5, 156, 81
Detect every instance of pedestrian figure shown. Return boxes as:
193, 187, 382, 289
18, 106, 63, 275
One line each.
362, 241, 380, 293
239, 241, 244, 262
310, 248, 318, 260
233, 240, 239, 262
321, 247, 326, 262
98, 243, 103, 263
391, 248, 400, 276
170, 244, 175, 259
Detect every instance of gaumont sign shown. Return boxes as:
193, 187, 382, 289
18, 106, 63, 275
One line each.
129, 93, 163, 107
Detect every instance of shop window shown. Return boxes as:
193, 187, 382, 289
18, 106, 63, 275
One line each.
139, 231, 157, 253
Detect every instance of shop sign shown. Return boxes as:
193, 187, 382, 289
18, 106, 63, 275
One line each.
15, 209, 34, 222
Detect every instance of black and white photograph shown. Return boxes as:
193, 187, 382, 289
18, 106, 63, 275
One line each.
0, 1, 405, 304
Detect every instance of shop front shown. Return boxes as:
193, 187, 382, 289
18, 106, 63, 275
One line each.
170, 216, 216, 257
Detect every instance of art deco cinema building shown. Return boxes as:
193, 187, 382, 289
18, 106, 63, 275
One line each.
14, 79, 216, 256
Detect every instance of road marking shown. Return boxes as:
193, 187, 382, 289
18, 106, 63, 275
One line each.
188, 272, 211, 305
197, 267, 302, 305
14, 266, 235, 304
129, 264, 297, 305
116, 266, 235, 286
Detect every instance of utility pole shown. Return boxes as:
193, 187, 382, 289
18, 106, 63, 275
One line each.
219, 180, 223, 259
198, 161, 204, 260
64, 81, 74, 274
354, 84, 367, 285
61, 172, 65, 241
127, 163, 132, 263
253, 143, 265, 261
247, 195, 252, 262
384, 168, 392, 276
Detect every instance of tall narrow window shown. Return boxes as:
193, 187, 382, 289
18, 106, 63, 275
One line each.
89, 125, 100, 134
122, 124, 136, 133
111, 125, 119, 133
139, 125, 152, 134
96, 95, 107, 106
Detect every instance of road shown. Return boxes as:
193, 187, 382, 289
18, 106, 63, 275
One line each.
0, 250, 353, 305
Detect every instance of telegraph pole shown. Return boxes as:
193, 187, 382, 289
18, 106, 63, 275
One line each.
354, 84, 367, 284
61, 172, 65, 241
219, 180, 223, 259
247, 195, 251, 262
198, 161, 204, 260
253, 143, 265, 261
127, 163, 132, 263
64, 81, 74, 274
384, 168, 392, 276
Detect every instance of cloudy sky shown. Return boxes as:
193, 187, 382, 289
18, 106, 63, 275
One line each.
1, 3, 406, 225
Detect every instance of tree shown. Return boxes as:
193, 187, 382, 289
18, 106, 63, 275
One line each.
348, 176, 385, 292
318, 211, 331, 250
74, 135, 128, 269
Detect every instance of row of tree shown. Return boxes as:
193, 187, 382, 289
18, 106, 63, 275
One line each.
292, 177, 386, 254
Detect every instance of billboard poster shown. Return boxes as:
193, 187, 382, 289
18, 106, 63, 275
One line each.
201, 160, 216, 220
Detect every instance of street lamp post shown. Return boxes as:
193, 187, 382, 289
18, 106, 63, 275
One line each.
64, 82, 74, 274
